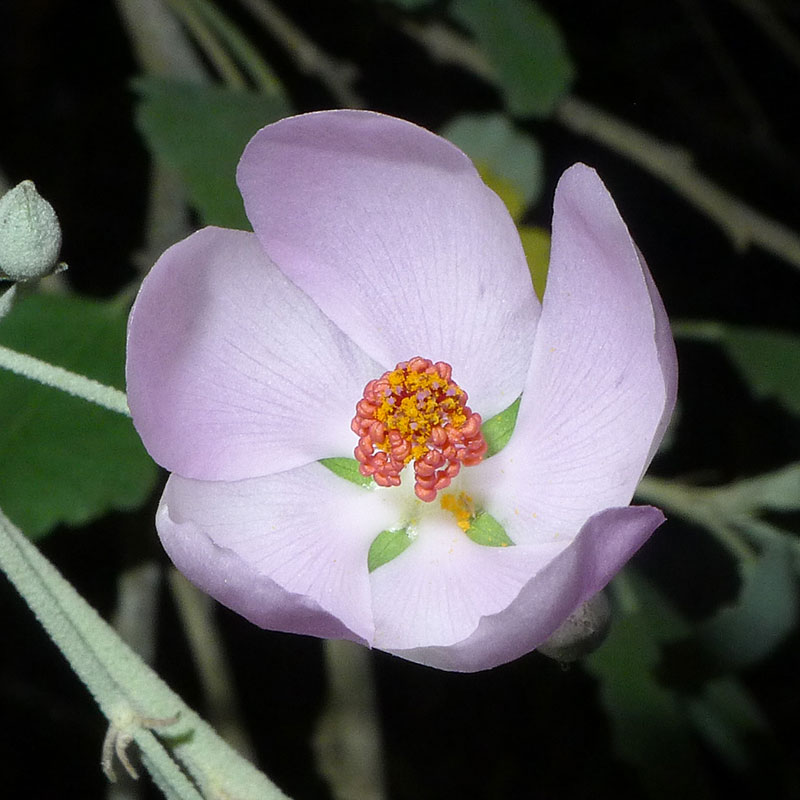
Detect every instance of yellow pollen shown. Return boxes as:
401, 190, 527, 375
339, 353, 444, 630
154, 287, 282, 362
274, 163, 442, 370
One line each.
352, 356, 488, 502
374, 365, 468, 465
440, 492, 475, 531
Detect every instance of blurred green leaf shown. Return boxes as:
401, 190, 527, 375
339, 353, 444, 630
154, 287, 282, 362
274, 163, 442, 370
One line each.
518, 225, 550, 300
675, 322, 800, 417
441, 113, 544, 218
699, 538, 798, 669
134, 78, 292, 229
377, 0, 433, 7
0, 294, 158, 538
450, 0, 575, 118
712, 462, 800, 515
585, 573, 712, 799
685, 678, 768, 770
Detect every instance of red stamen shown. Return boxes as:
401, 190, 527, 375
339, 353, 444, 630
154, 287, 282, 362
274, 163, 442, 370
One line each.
351, 357, 488, 501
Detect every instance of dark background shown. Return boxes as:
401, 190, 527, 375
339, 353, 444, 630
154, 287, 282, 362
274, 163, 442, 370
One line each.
1, 1, 799, 797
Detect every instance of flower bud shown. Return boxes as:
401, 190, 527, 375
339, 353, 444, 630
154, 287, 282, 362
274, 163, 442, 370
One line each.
538, 592, 612, 662
0, 180, 63, 281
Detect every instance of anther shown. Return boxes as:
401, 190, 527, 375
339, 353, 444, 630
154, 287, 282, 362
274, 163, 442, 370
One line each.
352, 357, 488, 501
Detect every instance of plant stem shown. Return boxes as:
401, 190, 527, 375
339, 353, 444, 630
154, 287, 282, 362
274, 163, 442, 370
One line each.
636, 476, 756, 562
555, 95, 800, 271
0, 343, 130, 417
168, 568, 256, 761
313, 640, 386, 800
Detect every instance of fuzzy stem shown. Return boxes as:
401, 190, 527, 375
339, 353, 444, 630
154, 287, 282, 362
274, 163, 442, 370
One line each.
0, 343, 130, 416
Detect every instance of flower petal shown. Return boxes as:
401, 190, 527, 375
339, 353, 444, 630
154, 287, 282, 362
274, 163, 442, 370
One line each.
237, 110, 539, 417
157, 464, 398, 643
126, 226, 381, 480
388, 505, 664, 671
369, 514, 565, 652
482, 164, 677, 543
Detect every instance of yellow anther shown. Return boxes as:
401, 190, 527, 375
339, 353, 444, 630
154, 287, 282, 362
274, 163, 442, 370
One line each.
440, 492, 475, 531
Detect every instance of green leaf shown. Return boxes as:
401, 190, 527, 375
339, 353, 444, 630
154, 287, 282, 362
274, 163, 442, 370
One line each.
518, 225, 550, 300
320, 457, 373, 488
674, 322, 800, 417
713, 462, 800, 515
133, 78, 292, 229
368, 528, 413, 572
0, 294, 158, 539
465, 511, 513, 547
441, 113, 544, 219
482, 396, 520, 456
450, 0, 575, 118
585, 573, 713, 799
685, 678, 768, 770
699, 538, 798, 669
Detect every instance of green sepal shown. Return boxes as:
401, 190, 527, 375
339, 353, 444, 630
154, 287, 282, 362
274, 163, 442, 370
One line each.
482, 396, 521, 457
368, 528, 413, 572
466, 511, 514, 547
319, 457, 372, 488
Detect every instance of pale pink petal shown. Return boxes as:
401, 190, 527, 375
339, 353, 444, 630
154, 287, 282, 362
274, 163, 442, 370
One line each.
157, 463, 398, 643
481, 164, 677, 545
126, 227, 381, 481
388, 505, 664, 671
237, 110, 538, 418
369, 514, 565, 652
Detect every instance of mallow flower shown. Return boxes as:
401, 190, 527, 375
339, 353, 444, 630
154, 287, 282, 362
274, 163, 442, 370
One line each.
126, 110, 677, 672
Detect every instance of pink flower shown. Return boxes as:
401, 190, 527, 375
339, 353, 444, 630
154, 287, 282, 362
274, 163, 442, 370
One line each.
126, 110, 677, 671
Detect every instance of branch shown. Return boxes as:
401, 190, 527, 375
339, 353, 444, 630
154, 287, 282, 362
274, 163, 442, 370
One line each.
556, 95, 800, 271
235, 0, 363, 107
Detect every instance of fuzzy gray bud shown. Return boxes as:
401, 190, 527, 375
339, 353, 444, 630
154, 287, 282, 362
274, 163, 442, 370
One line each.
538, 592, 612, 662
0, 180, 63, 281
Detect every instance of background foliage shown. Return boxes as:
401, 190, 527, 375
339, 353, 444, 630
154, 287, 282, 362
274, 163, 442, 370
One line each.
1, 1, 799, 798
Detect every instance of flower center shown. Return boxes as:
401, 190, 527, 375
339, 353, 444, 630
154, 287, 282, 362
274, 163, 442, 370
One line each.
352, 357, 487, 502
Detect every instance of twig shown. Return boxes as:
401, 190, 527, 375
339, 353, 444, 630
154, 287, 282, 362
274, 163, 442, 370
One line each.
726, 0, 800, 73
167, 569, 257, 762
555, 95, 800, 271
179, 0, 283, 94
166, 0, 247, 88
313, 640, 386, 800
399, 18, 495, 82
113, 0, 207, 79
114, 0, 204, 274
235, 0, 363, 107
399, 17, 800, 273
636, 476, 757, 562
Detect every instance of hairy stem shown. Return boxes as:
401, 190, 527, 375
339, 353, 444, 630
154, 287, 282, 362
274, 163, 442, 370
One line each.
0, 343, 130, 416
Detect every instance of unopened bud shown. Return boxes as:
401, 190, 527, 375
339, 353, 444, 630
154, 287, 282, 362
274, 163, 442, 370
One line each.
0, 180, 63, 281
538, 592, 611, 662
